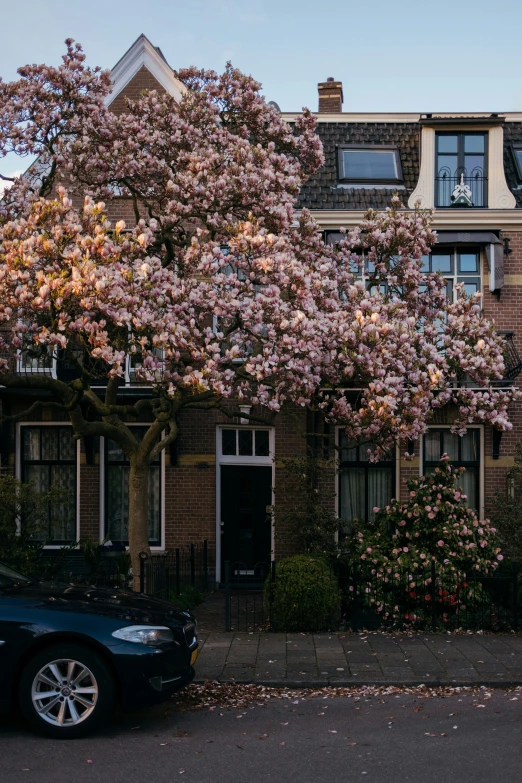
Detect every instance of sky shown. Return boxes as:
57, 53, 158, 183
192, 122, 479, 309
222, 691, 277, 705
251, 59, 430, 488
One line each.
1, 0, 522, 116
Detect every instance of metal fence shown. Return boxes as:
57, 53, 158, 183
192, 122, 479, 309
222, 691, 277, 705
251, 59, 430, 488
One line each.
37, 549, 132, 589
223, 561, 272, 632
339, 559, 520, 632
139, 542, 211, 601
223, 557, 521, 633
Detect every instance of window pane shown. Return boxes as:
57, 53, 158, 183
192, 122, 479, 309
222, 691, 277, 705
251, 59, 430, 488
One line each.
340, 442, 358, 462
458, 253, 479, 273
458, 279, 480, 297
255, 430, 270, 457
464, 155, 485, 175
24, 464, 48, 495
368, 469, 393, 521
238, 429, 253, 456
464, 135, 485, 153
50, 464, 76, 540
437, 154, 458, 175
107, 465, 129, 542
107, 439, 125, 462
358, 444, 370, 463
461, 430, 479, 462
431, 254, 453, 273
23, 428, 40, 461
438, 135, 458, 153
148, 465, 161, 544
421, 254, 430, 272
460, 468, 478, 511
59, 428, 76, 461
41, 429, 59, 461
339, 468, 366, 523
343, 150, 398, 180
517, 150, 522, 172
424, 431, 441, 462
222, 429, 236, 455
442, 431, 459, 461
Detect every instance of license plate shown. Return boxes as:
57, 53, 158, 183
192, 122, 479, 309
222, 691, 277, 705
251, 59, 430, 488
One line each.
190, 649, 198, 666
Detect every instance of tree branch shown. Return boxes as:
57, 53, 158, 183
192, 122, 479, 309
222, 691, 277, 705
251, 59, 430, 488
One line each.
150, 418, 178, 461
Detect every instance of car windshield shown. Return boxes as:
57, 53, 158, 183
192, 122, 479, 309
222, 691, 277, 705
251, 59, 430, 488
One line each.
0, 561, 33, 587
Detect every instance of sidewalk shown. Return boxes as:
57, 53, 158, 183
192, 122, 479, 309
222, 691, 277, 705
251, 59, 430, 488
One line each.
194, 631, 522, 687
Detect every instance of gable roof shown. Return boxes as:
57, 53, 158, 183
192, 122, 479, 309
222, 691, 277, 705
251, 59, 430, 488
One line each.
106, 34, 187, 107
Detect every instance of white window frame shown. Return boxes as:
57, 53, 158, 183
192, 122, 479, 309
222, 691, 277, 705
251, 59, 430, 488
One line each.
215, 425, 275, 583
15, 422, 80, 548
419, 425, 484, 520
100, 427, 165, 551
421, 247, 483, 303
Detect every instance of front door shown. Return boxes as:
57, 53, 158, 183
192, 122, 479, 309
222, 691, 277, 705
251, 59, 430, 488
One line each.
220, 465, 272, 573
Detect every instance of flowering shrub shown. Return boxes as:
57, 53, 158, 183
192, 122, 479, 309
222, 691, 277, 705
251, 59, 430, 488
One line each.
345, 456, 502, 626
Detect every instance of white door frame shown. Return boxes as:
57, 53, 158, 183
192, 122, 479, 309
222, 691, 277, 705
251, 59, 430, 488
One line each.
215, 425, 275, 583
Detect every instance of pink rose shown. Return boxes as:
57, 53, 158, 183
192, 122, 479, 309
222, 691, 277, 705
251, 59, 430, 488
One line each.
437, 540, 444, 547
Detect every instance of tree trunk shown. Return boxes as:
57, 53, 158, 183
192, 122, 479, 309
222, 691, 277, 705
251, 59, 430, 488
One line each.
128, 460, 150, 591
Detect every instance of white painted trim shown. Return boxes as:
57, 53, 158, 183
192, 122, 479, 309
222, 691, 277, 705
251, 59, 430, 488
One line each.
107, 34, 187, 107
418, 425, 484, 520
282, 112, 522, 124
408, 126, 435, 209
215, 425, 275, 583
304, 208, 522, 229
100, 427, 165, 551
16, 422, 80, 547
488, 125, 517, 209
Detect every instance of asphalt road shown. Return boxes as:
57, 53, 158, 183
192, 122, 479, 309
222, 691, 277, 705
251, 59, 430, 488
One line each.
1, 689, 521, 783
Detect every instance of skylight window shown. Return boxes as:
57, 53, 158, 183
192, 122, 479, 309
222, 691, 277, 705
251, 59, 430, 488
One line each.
338, 145, 402, 183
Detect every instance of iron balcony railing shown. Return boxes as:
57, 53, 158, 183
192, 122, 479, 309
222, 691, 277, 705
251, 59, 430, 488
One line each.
498, 331, 522, 381
435, 166, 487, 208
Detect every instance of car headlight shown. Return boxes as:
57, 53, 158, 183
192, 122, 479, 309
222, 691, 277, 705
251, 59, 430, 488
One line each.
112, 625, 174, 646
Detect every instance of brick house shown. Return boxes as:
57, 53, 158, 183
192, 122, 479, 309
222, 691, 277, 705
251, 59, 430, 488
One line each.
2, 35, 522, 582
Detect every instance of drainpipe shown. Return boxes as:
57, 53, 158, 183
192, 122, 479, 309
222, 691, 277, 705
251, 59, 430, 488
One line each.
489, 243, 495, 292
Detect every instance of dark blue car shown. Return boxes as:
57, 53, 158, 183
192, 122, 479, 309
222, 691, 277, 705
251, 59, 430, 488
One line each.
0, 561, 198, 738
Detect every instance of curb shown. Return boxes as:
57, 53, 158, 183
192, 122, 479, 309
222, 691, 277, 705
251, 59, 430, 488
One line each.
193, 677, 522, 689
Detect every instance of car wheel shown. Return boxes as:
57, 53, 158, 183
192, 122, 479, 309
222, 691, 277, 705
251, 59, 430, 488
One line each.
19, 644, 115, 738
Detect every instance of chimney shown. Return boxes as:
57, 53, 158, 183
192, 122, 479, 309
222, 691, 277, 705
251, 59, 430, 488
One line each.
318, 77, 343, 113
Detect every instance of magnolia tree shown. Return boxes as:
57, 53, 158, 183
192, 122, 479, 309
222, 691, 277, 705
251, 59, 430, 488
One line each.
0, 41, 515, 582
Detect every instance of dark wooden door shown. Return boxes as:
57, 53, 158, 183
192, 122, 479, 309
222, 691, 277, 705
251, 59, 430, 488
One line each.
220, 465, 272, 572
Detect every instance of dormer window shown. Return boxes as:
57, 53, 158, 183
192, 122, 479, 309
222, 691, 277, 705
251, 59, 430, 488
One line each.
435, 132, 487, 207
338, 145, 403, 184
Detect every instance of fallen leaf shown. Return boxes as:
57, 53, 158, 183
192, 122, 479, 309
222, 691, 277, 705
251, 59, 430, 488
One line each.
237, 745, 244, 750
425, 733, 437, 737
328, 730, 338, 733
